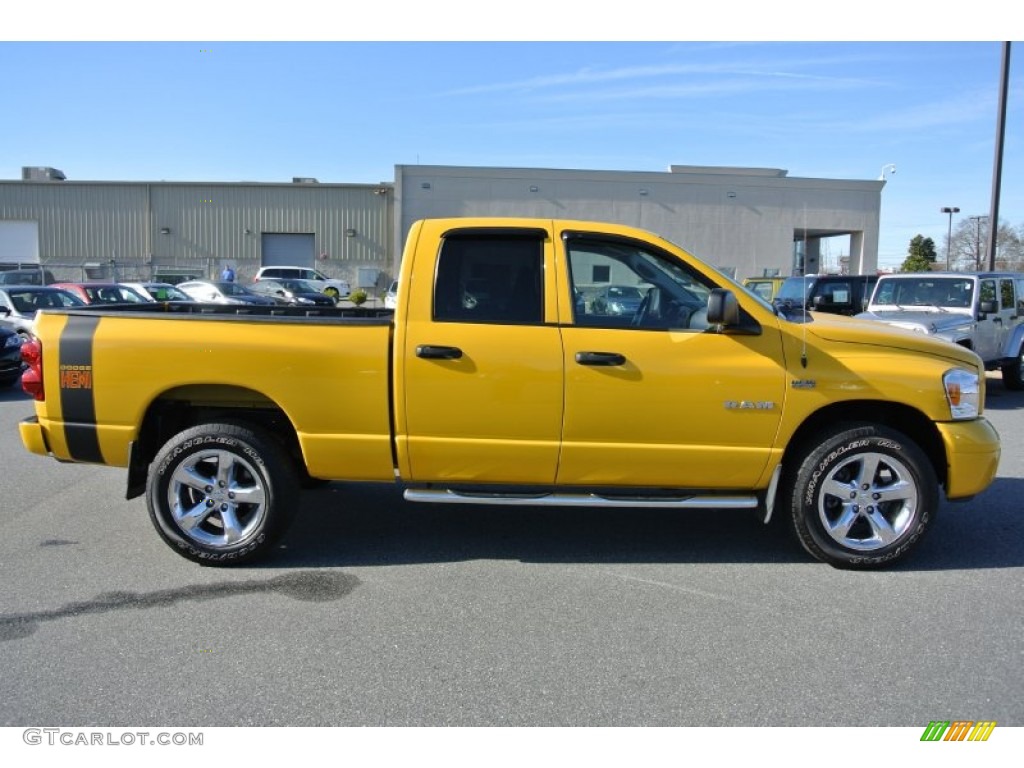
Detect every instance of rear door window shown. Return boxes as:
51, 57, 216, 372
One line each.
433, 233, 544, 324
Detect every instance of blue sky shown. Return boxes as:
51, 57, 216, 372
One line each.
1, 37, 1020, 269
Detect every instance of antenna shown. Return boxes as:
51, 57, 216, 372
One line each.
801, 204, 809, 368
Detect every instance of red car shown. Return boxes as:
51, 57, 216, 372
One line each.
49, 282, 151, 305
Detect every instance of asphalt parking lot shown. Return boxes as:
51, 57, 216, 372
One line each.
1, 376, 1022, 727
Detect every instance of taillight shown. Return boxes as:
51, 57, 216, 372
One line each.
21, 336, 44, 401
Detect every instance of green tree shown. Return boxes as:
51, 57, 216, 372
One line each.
900, 235, 938, 272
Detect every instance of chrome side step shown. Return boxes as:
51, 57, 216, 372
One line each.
403, 488, 758, 509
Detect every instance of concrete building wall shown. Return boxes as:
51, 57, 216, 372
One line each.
0, 180, 396, 285
394, 165, 883, 279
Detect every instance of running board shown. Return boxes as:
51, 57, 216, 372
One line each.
403, 489, 758, 509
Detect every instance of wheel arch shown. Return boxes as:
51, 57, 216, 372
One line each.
127, 384, 303, 499
781, 400, 947, 488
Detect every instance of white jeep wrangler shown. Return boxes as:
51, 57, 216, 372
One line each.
857, 271, 1024, 389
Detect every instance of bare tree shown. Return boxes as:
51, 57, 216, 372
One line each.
948, 218, 1022, 271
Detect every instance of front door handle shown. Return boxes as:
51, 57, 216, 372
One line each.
575, 351, 626, 366
416, 345, 463, 360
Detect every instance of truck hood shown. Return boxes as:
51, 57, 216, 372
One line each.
803, 312, 980, 368
855, 309, 973, 334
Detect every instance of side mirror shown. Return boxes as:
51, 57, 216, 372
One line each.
706, 289, 740, 326
0, 306, 9, 317
979, 300, 998, 315
812, 294, 825, 308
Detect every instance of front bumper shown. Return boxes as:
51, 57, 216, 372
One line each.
938, 418, 1001, 499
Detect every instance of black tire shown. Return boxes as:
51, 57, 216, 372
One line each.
146, 422, 300, 565
1001, 346, 1024, 391
784, 423, 938, 569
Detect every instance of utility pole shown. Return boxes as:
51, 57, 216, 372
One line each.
987, 42, 1011, 270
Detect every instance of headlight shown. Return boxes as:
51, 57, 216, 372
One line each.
944, 368, 980, 420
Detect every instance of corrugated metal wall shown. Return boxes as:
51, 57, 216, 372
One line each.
0, 180, 395, 285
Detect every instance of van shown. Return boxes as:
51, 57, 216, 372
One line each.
0, 267, 56, 286
773, 274, 878, 316
254, 266, 350, 299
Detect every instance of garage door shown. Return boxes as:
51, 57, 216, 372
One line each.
261, 233, 316, 267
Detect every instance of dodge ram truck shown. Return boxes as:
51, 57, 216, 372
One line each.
18, 218, 1001, 569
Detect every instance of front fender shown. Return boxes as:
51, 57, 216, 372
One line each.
1001, 323, 1024, 360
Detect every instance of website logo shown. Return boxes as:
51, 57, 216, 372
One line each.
920, 721, 997, 742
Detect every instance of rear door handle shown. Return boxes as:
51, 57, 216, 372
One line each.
575, 351, 626, 366
416, 345, 463, 360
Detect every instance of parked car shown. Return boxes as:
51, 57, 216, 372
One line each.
248, 278, 336, 306
743, 276, 786, 302
591, 284, 646, 316
856, 271, 1024, 389
0, 286, 86, 335
0, 267, 57, 286
773, 274, 879, 316
120, 282, 193, 302
384, 280, 398, 309
177, 280, 278, 306
254, 266, 351, 299
50, 282, 151, 305
0, 325, 23, 387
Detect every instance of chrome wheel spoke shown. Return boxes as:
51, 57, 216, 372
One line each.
220, 506, 245, 544
177, 498, 215, 531
874, 479, 915, 505
216, 455, 236, 489
172, 463, 214, 493
231, 484, 265, 506
828, 506, 859, 539
821, 477, 854, 501
865, 511, 899, 546
855, 454, 882, 488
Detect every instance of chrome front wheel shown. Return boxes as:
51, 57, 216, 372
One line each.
785, 424, 938, 569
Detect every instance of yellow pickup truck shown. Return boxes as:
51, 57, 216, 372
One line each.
18, 218, 1000, 568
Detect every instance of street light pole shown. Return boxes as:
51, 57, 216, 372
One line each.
941, 207, 960, 270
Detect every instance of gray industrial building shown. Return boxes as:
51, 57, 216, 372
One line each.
2, 163, 883, 288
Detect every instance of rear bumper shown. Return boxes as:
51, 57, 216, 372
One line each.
19, 416, 51, 457
938, 418, 1001, 499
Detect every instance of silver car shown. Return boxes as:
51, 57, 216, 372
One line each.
0, 286, 86, 335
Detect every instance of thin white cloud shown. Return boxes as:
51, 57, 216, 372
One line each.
444, 55, 888, 98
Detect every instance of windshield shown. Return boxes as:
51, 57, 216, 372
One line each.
7, 289, 85, 314
146, 284, 190, 301
776, 277, 815, 303
283, 279, 321, 293
872, 277, 974, 308
217, 282, 251, 296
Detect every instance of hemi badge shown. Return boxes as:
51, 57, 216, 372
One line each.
60, 364, 93, 389
724, 401, 776, 410
791, 379, 816, 389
